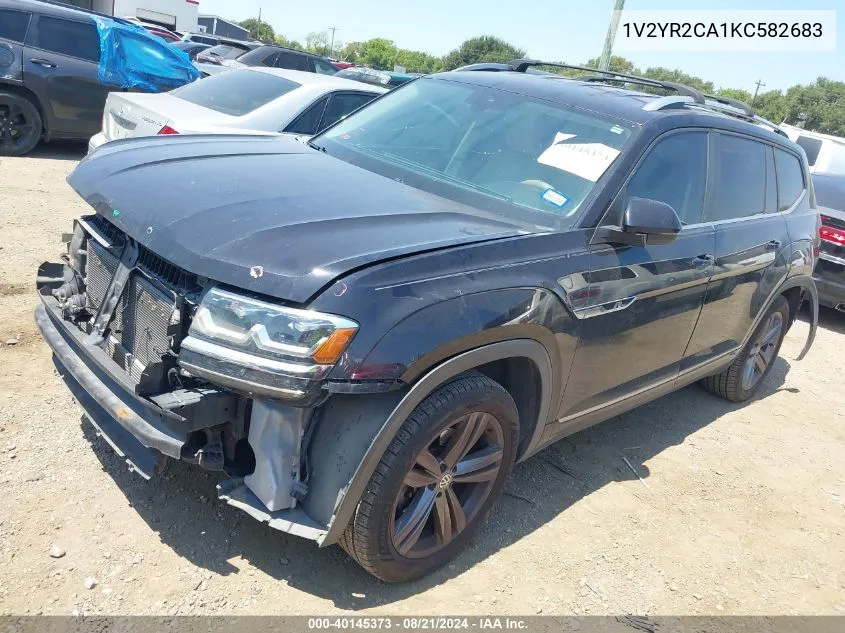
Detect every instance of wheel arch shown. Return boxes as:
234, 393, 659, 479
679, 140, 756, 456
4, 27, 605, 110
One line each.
313, 339, 554, 546
743, 274, 818, 362
0, 82, 49, 140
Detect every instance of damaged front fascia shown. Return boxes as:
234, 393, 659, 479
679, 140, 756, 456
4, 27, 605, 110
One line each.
323, 379, 405, 394
86, 237, 138, 345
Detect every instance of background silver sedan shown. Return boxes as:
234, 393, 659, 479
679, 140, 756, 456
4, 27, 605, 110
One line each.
88, 67, 387, 152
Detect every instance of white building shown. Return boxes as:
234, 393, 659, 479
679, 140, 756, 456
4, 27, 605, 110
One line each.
82, 0, 199, 32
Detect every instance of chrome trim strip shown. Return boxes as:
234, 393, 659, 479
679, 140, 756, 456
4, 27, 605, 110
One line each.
819, 251, 845, 266
177, 361, 307, 398
684, 189, 807, 229
555, 348, 739, 424
574, 296, 636, 320
78, 217, 112, 248
179, 336, 330, 378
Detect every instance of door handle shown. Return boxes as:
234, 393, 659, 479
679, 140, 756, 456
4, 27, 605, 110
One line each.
30, 58, 57, 68
765, 239, 782, 251
691, 254, 714, 268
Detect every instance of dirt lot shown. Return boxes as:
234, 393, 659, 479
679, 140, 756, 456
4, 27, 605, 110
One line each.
0, 145, 843, 617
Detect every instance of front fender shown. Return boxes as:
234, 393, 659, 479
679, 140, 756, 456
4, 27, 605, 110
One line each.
353, 287, 572, 384
315, 339, 554, 547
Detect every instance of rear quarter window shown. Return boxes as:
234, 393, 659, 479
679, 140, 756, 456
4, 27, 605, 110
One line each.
171, 70, 300, 116
0, 9, 31, 43
774, 148, 805, 211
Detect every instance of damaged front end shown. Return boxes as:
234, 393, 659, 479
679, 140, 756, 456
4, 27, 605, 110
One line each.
35, 215, 353, 541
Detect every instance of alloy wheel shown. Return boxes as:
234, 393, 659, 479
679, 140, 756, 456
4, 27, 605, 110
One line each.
741, 311, 783, 391
0, 102, 36, 153
390, 411, 505, 559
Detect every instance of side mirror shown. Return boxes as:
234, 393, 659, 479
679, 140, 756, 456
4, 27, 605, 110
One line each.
623, 197, 682, 238
593, 197, 682, 247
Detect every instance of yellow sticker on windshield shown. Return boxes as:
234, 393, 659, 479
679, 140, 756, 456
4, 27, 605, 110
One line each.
537, 133, 621, 182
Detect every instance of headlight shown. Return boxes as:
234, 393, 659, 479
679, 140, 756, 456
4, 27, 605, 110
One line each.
189, 287, 358, 364
177, 287, 358, 399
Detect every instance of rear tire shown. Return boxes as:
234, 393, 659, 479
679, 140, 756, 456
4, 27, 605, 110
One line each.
700, 295, 789, 402
0, 92, 42, 156
341, 373, 519, 582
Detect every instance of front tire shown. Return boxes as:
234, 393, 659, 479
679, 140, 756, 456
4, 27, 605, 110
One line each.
700, 295, 789, 402
340, 373, 519, 582
0, 92, 42, 156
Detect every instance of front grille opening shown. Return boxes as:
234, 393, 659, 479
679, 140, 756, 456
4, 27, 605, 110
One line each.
86, 239, 181, 391
138, 245, 199, 292
84, 214, 200, 293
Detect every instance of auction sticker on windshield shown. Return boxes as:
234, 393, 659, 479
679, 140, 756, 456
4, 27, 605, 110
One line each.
537, 132, 622, 182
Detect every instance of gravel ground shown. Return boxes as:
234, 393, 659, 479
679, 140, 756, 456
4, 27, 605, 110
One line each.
0, 144, 843, 617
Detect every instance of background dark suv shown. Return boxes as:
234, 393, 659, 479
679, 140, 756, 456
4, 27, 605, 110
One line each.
0, 0, 111, 154
0, 0, 197, 156
226, 44, 340, 75
35, 61, 819, 582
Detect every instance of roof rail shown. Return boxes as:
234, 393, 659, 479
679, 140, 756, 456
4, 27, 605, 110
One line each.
703, 94, 755, 117
642, 95, 697, 112
686, 102, 790, 138
506, 59, 706, 103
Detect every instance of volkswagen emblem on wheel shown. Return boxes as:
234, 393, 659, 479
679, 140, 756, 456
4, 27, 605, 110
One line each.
437, 473, 453, 489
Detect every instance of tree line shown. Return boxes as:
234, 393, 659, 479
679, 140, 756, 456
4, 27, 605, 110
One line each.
236, 20, 844, 136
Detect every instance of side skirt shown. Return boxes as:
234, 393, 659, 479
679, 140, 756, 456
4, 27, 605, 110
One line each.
532, 350, 737, 453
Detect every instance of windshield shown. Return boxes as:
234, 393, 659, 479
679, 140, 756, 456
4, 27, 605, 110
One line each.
172, 70, 300, 116
314, 76, 633, 230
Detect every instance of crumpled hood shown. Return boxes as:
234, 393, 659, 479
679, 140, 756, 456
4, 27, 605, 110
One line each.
69, 134, 521, 303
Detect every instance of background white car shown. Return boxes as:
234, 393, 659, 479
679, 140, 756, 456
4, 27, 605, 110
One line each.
782, 123, 845, 176
88, 68, 387, 152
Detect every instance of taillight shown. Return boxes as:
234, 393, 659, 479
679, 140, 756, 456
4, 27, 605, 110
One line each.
820, 215, 845, 246
157, 125, 179, 135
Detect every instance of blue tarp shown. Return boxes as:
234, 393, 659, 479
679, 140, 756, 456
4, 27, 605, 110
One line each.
92, 17, 202, 93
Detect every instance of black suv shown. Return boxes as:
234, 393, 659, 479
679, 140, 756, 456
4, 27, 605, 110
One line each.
0, 0, 113, 155
35, 62, 819, 582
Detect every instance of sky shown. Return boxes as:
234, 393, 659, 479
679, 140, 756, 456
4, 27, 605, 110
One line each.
195, 0, 844, 92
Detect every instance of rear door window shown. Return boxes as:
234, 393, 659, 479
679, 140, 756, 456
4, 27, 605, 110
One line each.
274, 51, 310, 72
795, 135, 823, 166
0, 9, 31, 43
33, 16, 100, 63
706, 133, 767, 221
172, 70, 300, 116
774, 148, 805, 211
284, 96, 329, 134
625, 131, 708, 225
320, 92, 378, 131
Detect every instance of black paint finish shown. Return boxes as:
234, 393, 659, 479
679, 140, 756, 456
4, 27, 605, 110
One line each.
43, 68, 823, 548
68, 134, 524, 304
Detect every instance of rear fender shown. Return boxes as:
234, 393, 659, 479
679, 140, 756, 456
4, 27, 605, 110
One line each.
741, 272, 818, 361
